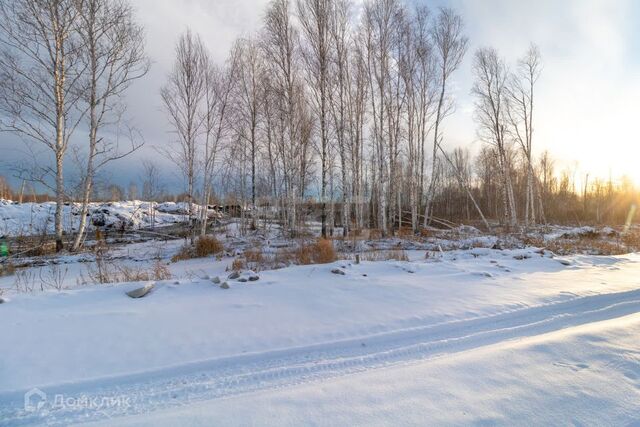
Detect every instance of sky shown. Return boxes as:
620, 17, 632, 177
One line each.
0, 0, 639, 192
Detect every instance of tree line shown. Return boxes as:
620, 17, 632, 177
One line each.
0, 0, 637, 251
159, 0, 548, 237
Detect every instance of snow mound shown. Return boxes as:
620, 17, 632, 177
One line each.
0, 199, 222, 237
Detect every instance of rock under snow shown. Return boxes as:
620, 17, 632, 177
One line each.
126, 283, 155, 299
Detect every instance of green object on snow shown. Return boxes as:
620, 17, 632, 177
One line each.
0, 242, 8, 257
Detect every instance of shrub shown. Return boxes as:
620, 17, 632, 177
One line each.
117, 265, 151, 282
195, 236, 223, 257
0, 261, 15, 277
369, 229, 383, 239
23, 241, 58, 257
151, 261, 172, 280
295, 244, 313, 265
171, 244, 193, 262
244, 248, 264, 264
396, 227, 415, 238
622, 229, 640, 251
315, 238, 336, 264
171, 236, 223, 262
230, 257, 245, 271
296, 239, 336, 265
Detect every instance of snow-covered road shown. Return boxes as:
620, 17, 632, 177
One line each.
2, 249, 640, 425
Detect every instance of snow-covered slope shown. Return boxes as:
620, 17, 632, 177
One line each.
0, 200, 204, 237
2, 248, 640, 425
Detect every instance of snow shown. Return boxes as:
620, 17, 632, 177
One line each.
542, 225, 620, 241
0, 200, 207, 237
101, 311, 640, 426
2, 244, 640, 425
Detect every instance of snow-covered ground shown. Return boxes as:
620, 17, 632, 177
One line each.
2, 243, 640, 425
0, 200, 206, 237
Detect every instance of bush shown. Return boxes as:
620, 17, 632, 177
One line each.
295, 244, 313, 265
195, 236, 223, 257
0, 261, 15, 277
171, 244, 193, 262
315, 238, 336, 263
151, 261, 172, 280
230, 257, 245, 271
23, 241, 58, 257
244, 248, 264, 264
296, 239, 336, 265
171, 236, 223, 262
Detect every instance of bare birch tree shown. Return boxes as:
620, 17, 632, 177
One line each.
346, 39, 368, 231
472, 47, 517, 228
161, 30, 208, 241
328, 0, 352, 236
0, 0, 85, 251
261, 0, 304, 235
507, 44, 544, 227
230, 38, 264, 231
199, 52, 236, 236
71, 0, 149, 251
362, 0, 402, 234
423, 8, 468, 227
297, 0, 332, 237
398, 5, 435, 232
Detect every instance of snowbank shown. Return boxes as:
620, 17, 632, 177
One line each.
2, 248, 640, 424
0, 200, 218, 237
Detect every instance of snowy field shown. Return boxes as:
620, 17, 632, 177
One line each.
2, 239, 640, 425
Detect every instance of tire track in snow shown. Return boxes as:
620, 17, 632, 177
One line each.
3, 287, 640, 426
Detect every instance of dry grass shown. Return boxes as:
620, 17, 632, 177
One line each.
549, 239, 626, 256
171, 236, 224, 262
230, 257, 245, 271
348, 249, 409, 262
315, 238, 337, 263
81, 260, 172, 285
295, 244, 313, 265
118, 262, 172, 282
367, 229, 383, 240
522, 233, 631, 256
150, 261, 172, 280
22, 241, 58, 257
0, 261, 15, 277
224, 239, 338, 272
244, 248, 264, 264
195, 236, 223, 257
295, 238, 336, 265
396, 227, 415, 238
418, 228, 432, 237
171, 244, 193, 262
622, 228, 640, 250
14, 269, 37, 292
